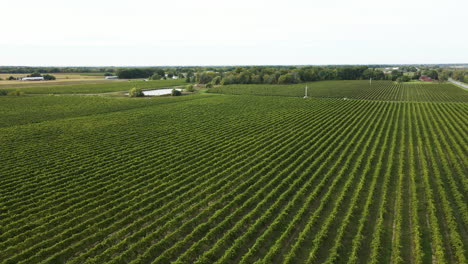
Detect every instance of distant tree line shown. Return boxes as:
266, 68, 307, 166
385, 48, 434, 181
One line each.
2, 65, 467, 83
193, 66, 388, 85
194, 66, 468, 85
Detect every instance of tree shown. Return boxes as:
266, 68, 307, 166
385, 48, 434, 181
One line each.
251, 74, 262, 84
150, 73, 162, 80
438, 70, 449, 82
28, 72, 42, 77
362, 69, 374, 80
211, 76, 222, 85
156, 69, 165, 78
263, 74, 276, 84
43, 74, 56, 80
278, 73, 300, 84
104, 72, 113, 76
422, 70, 438, 80
396, 75, 410, 83
7, 76, 15, 80
116, 68, 154, 79
186, 84, 194, 92
171, 89, 182, 96
129, 87, 144, 97
373, 70, 385, 80
391, 70, 403, 81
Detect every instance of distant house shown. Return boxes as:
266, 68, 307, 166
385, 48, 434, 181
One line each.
105, 76, 118, 79
172, 76, 179, 79
20, 77, 44, 81
419, 76, 433, 82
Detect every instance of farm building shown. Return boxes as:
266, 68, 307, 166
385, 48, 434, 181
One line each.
419, 75, 433, 82
105, 76, 118, 79
20, 77, 44, 81
164, 74, 180, 79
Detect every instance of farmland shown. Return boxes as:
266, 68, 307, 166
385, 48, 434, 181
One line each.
0, 81, 467, 263
209, 80, 468, 102
0, 79, 186, 94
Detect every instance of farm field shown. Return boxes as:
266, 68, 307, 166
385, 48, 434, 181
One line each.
0, 73, 113, 89
0, 81, 467, 264
0, 79, 186, 94
209, 80, 468, 102
0, 73, 105, 80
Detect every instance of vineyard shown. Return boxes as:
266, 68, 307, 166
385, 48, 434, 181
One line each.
209, 80, 468, 102
0, 82, 467, 264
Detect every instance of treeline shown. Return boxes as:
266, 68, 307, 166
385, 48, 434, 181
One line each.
195, 66, 387, 85
436, 69, 468, 83
195, 66, 468, 85
2, 65, 467, 83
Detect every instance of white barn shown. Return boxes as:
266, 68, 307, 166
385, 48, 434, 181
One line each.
21, 77, 44, 81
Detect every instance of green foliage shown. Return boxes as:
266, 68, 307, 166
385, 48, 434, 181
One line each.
391, 70, 403, 81
186, 85, 194, 92
28, 72, 42, 77
412, 71, 422, 80
43, 74, 56, 80
116, 68, 154, 79
129, 87, 144, 97
171, 89, 182, 96
196, 71, 219, 84
150, 73, 163, 80
7, 76, 16, 80
0, 89, 7, 96
278, 73, 301, 84
396, 75, 410, 83
0, 82, 466, 264
211, 76, 221, 85
104, 72, 113, 76
438, 70, 449, 82
7, 90, 24, 96
422, 69, 439, 80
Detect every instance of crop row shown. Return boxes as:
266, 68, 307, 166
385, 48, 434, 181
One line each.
1, 94, 466, 263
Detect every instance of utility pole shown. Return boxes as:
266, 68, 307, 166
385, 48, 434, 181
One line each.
370, 77, 372, 86
304, 85, 308, 98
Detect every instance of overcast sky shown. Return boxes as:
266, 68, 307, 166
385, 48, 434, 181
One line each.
1, 0, 467, 66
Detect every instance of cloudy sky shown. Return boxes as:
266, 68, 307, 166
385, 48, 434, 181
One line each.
1, 0, 467, 66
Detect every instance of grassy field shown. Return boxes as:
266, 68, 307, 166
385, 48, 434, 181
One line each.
0, 81, 466, 263
0, 73, 119, 89
0, 73, 105, 80
0, 79, 186, 94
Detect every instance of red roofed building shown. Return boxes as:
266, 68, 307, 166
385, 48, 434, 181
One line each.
419, 75, 433, 82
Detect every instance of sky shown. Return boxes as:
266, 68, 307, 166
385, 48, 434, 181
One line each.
1, 0, 467, 66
